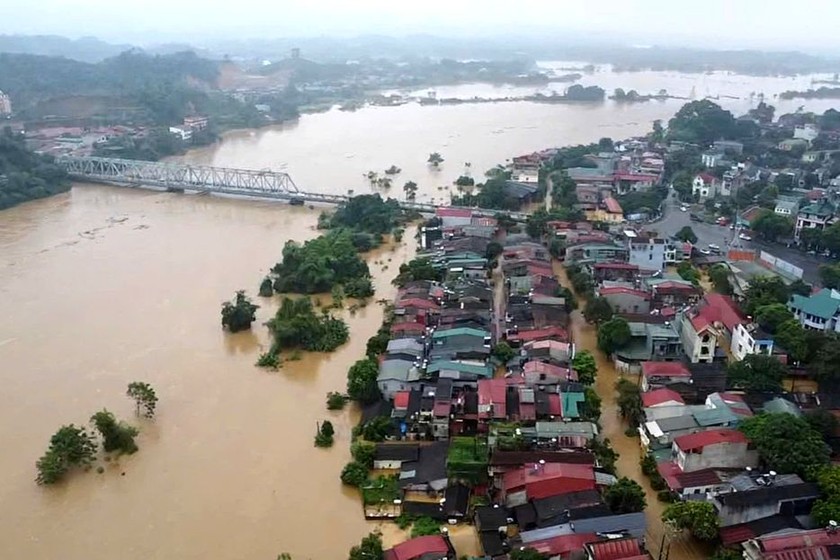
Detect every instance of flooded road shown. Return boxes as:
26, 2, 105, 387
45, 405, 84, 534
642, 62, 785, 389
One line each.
554, 265, 710, 560
0, 185, 415, 560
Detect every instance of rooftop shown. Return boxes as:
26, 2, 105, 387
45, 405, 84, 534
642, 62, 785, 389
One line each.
789, 288, 840, 321
674, 428, 747, 452
641, 361, 691, 378
642, 388, 685, 407
384, 535, 450, 560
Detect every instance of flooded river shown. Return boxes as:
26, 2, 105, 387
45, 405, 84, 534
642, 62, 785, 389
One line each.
2, 67, 839, 559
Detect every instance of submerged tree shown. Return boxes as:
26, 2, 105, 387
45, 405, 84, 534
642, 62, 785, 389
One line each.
221, 290, 259, 332
126, 382, 158, 418
35, 424, 98, 485
90, 410, 139, 455
427, 152, 444, 167
259, 276, 274, 297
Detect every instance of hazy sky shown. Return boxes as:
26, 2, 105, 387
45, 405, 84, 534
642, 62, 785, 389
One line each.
2, 0, 840, 51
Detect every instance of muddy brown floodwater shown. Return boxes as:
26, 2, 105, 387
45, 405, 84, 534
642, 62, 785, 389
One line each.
0, 184, 418, 560
554, 265, 710, 560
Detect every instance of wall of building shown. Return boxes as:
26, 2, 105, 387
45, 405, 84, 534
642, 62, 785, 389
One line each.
677, 442, 758, 472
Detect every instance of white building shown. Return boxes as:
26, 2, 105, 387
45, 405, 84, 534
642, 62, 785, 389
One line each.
692, 173, 718, 200
730, 322, 775, 361
793, 124, 819, 144
511, 168, 539, 183
169, 126, 192, 141
0, 90, 11, 116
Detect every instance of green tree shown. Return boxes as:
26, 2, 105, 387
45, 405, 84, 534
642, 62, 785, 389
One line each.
348, 532, 384, 560
811, 466, 840, 526
597, 317, 631, 355
410, 516, 441, 538
662, 501, 719, 541
403, 180, 418, 201
90, 410, 139, 455
454, 175, 475, 187
351, 441, 377, 469
315, 420, 335, 448
806, 409, 839, 442
583, 297, 614, 324
709, 264, 733, 295
603, 477, 647, 514
259, 276, 274, 297
265, 297, 349, 353
667, 100, 737, 145
615, 378, 643, 427
126, 381, 158, 418
820, 263, 840, 290
740, 413, 830, 478
676, 261, 700, 285
510, 548, 547, 560
365, 330, 390, 360
221, 290, 259, 332
587, 438, 618, 474
581, 387, 602, 423
0, 128, 70, 211
327, 392, 347, 410
743, 277, 791, 316
35, 424, 98, 485
346, 359, 381, 404
774, 319, 808, 363
493, 341, 517, 364
800, 228, 824, 251
810, 334, 840, 386
326, 194, 406, 236
755, 303, 794, 333
823, 222, 840, 254
672, 171, 695, 202
726, 354, 787, 392
393, 257, 441, 287
485, 241, 503, 261
427, 152, 444, 167
341, 461, 370, 487
272, 230, 372, 294
675, 226, 698, 244
361, 416, 393, 442
752, 210, 794, 242
572, 350, 598, 385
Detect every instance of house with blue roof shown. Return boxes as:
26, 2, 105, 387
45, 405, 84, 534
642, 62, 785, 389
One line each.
788, 288, 840, 332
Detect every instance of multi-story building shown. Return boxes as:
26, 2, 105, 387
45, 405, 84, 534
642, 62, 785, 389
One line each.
794, 198, 838, 240
0, 90, 11, 116
692, 173, 719, 199
788, 288, 840, 332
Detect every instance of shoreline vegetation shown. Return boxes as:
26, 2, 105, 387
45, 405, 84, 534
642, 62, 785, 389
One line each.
251, 194, 413, 368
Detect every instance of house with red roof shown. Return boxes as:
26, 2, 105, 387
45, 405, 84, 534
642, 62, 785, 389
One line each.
435, 207, 474, 228
692, 172, 719, 200
586, 197, 625, 224
641, 388, 684, 408
524, 533, 600, 559
640, 361, 691, 391
741, 527, 840, 560
648, 280, 702, 309
585, 536, 651, 560
676, 292, 749, 364
383, 535, 455, 560
501, 462, 596, 507
672, 429, 758, 473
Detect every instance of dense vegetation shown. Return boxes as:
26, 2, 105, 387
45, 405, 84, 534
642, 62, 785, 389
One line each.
35, 425, 97, 485
739, 413, 830, 479
221, 291, 259, 332
0, 128, 70, 210
265, 297, 349, 353
271, 230, 373, 295
323, 194, 407, 236
451, 177, 524, 211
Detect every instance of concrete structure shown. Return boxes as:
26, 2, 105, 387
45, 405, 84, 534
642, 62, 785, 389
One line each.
672, 429, 758, 472
774, 195, 800, 217
730, 323, 775, 361
712, 473, 819, 528
613, 322, 683, 374
0, 90, 11, 116
794, 198, 839, 240
169, 126, 192, 141
692, 173, 718, 199
626, 232, 667, 272
793, 124, 819, 144
788, 288, 840, 332
598, 286, 651, 315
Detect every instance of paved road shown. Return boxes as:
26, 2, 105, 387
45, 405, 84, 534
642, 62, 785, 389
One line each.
651, 191, 826, 285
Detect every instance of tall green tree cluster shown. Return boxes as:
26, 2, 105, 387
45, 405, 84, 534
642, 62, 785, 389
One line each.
739, 413, 830, 479
0, 128, 70, 210
271, 230, 373, 295
325, 194, 406, 235
35, 425, 97, 485
221, 290, 259, 332
265, 297, 349, 353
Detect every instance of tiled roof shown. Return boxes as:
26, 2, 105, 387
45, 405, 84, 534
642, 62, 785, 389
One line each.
593, 262, 639, 270
604, 197, 623, 214
789, 289, 840, 320
384, 535, 450, 560
642, 388, 685, 407
599, 286, 651, 299
436, 207, 473, 218
587, 537, 644, 560
641, 361, 691, 377
674, 428, 747, 451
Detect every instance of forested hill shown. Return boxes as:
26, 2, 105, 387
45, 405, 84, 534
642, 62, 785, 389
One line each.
0, 128, 70, 211
0, 50, 219, 105
0, 34, 132, 63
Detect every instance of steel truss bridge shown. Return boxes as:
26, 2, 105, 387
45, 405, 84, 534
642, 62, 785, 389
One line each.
56, 156, 527, 220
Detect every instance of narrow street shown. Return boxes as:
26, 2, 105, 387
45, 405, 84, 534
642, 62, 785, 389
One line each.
554, 264, 710, 560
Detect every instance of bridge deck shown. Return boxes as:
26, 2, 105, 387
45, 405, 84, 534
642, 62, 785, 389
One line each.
56, 156, 527, 220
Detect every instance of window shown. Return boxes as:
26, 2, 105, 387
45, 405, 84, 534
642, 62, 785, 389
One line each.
700, 347, 709, 355
702, 334, 710, 343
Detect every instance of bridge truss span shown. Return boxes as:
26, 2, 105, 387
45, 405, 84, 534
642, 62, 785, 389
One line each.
57, 156, 300, 197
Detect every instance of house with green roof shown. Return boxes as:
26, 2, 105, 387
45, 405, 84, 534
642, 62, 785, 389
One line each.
794, 199, 838, 241
788, 288, 840, 332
